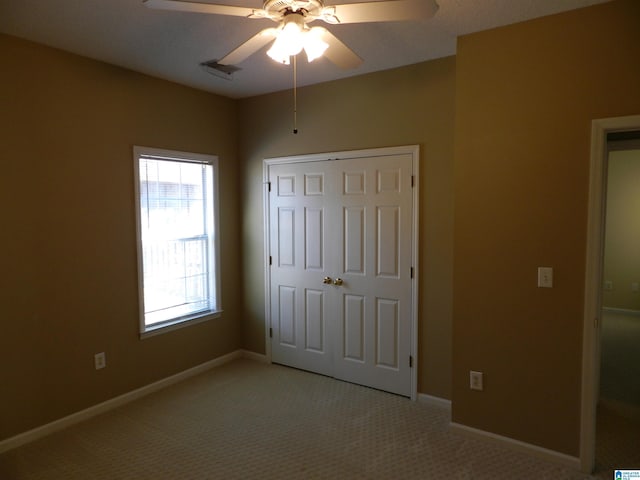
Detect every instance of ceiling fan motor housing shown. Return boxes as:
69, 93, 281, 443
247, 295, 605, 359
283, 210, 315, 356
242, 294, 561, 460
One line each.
263, 0, 324, 21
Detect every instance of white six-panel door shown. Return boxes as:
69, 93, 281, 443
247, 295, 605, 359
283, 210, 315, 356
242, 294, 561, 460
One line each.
332, 154, 413, 395
267, 147, 416, 397
269, 160, 334, 376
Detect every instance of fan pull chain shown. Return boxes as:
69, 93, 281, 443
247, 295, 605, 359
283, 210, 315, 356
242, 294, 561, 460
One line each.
293, 54, 298, 134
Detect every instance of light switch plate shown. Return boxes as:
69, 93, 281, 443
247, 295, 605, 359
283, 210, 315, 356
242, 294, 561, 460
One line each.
537, 267, 553, 288
94, 352, 106, 370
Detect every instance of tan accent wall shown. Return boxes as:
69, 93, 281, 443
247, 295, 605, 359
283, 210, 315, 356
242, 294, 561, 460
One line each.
238, 58, 456, 399
603, 149, 640, 311
0, 34, 241, 441
453, 0, 640, 456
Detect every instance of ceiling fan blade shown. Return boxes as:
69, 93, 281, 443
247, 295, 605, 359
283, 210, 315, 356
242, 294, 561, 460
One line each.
322, 0, 438, 24
317, 28, 362, 69
143, 0, 266, 18
218, 28, 279, 65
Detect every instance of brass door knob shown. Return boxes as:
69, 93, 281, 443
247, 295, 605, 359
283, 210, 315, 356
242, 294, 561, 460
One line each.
333, 278, 344, 286
323, 276, 333, 284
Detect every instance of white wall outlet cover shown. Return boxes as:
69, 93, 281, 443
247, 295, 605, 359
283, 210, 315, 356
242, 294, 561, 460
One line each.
537, 267, 553, 288
469, 370, 483, 391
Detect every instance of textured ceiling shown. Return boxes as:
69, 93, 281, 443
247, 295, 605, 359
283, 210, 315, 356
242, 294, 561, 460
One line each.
0, 0, 610, 98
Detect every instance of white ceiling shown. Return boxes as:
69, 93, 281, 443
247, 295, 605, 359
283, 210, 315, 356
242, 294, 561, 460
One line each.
0, 0, 610, 99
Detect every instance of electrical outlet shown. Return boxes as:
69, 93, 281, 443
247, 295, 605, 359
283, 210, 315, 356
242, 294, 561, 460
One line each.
537, 267, 553, 288
470, 371, 483, 391
94, 352, 106, 370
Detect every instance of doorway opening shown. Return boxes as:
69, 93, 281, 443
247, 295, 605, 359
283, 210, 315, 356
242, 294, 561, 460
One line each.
581, 116, 640, 473
597, 134, 640, 472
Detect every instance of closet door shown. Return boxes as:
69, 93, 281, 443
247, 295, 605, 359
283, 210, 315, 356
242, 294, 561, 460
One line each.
268, 150, 414, 397
332, 153, 413, 396
269, 161, 334, 376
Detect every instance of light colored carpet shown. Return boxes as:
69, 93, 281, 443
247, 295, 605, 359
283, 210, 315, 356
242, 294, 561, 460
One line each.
0, 359, 622, 479
596, 310, 640, 473
596, 403, 640, 473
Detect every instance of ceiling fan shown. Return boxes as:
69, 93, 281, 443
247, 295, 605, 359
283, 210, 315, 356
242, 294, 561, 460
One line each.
143, 0, 439, 69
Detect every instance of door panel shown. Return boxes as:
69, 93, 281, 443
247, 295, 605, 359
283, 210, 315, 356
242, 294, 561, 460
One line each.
343, 294, 365, 362
278, 285, 296, 346
344, 206, 365, 274
376, 298, 399, 369
269, 151, 414, 396
304, 288, 325, 352
270, 162, 333, 376
344, 171, 366, 195
305, 208, 323, 270
277, 208, 295, 267
333, 154, 412, 396
377, 206, 400, 278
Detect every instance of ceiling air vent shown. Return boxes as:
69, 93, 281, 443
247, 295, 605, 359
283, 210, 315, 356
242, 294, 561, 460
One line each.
200, 60, 241, 81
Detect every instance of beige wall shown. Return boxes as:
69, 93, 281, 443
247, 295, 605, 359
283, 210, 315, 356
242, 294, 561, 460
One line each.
603, 148, 640, 311
238, 58, 456, 399
453, 0, 640, 456
0, 34, 242, 441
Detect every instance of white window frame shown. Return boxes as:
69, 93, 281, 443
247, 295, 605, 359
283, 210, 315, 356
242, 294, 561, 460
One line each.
133, 146, 222, 338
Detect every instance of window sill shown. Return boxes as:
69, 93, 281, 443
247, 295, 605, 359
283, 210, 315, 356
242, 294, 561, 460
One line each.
139, 310, 223, 339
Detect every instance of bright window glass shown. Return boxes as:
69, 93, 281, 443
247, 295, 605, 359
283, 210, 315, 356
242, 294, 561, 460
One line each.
134, 147, 221, 335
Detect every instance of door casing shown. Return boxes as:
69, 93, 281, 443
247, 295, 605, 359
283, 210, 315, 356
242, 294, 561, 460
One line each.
263, 145, 420, 400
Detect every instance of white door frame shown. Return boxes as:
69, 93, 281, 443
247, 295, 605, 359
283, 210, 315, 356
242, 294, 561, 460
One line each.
263, 145, 420, 400
580, 114, 640, 472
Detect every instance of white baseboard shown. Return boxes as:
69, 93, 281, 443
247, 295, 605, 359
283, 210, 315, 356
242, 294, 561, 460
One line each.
0, 349, 253, 454
418, 393, 452, 411
450, 422, 580, 470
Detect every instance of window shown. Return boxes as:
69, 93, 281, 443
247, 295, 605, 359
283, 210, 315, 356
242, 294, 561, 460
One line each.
133, 146, 221, 336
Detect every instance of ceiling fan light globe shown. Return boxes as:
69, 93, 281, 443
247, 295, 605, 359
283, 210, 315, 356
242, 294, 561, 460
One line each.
266, 13, 308, 64
278, 20, 305, 56
266, 42, 291, 64
303, 28, 329, 62
304, 42, 328, 62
